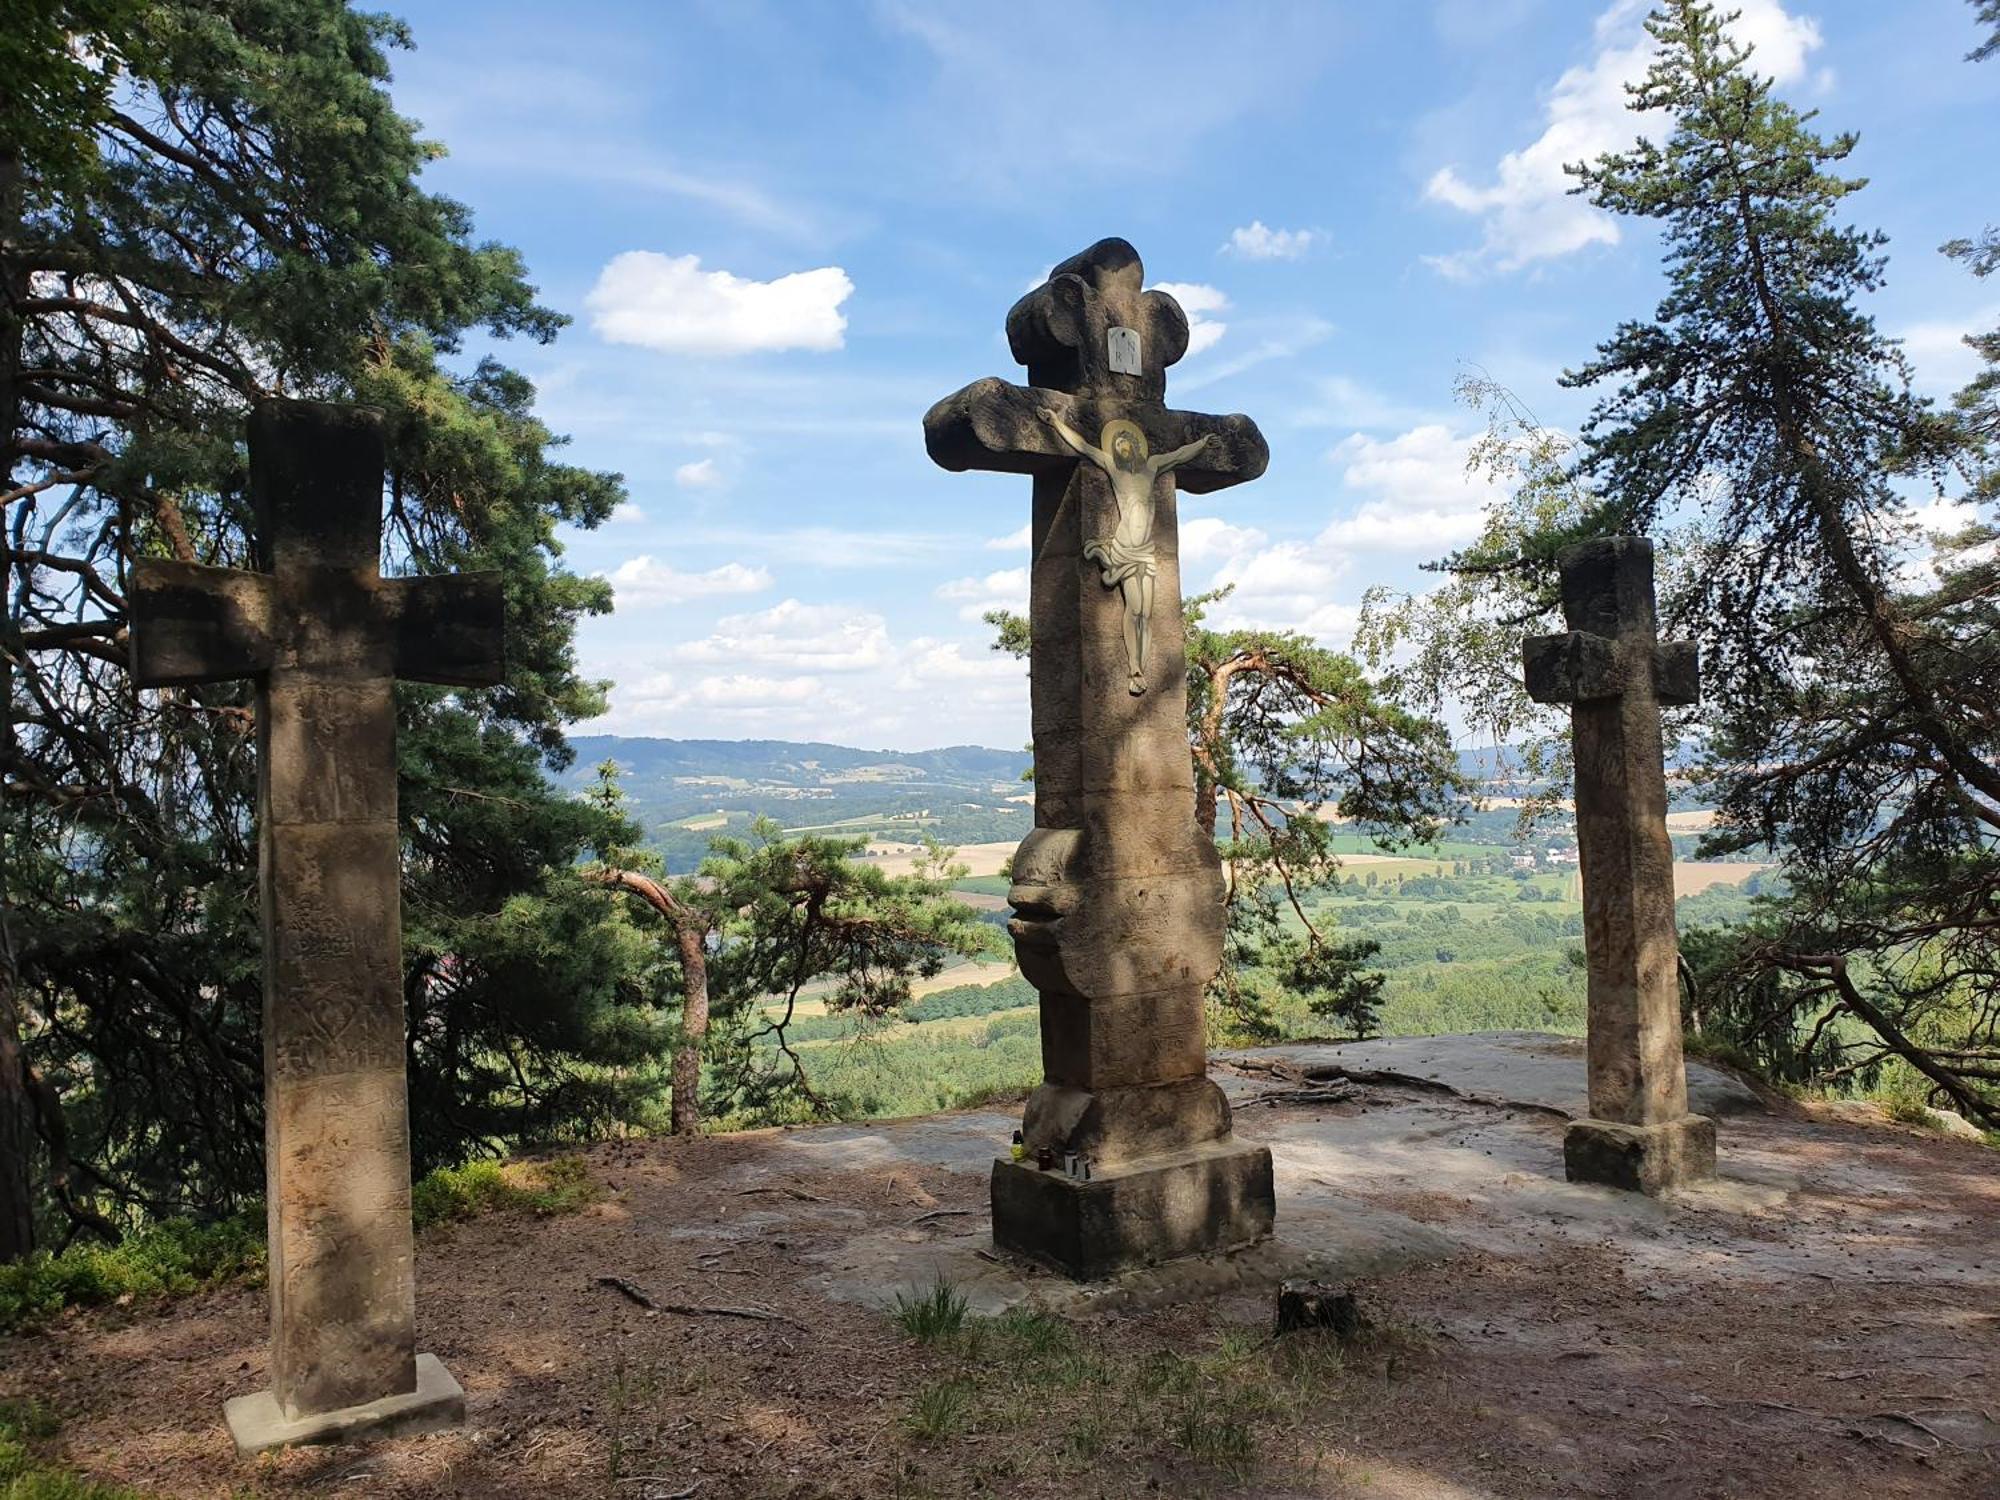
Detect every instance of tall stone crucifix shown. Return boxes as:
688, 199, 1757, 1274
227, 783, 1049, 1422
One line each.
1524, 536, 1716, 1194
129, 401, 502, 1451
926, 238, 1275, 1277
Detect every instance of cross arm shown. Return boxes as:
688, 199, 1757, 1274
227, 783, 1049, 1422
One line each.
128, 559, 276, 688
1654, 641, 1700, 707
1525, 631, 1701, 707
1156, 410, 1268, 495
384, 573, 506, 688
923, 377, 1079, 477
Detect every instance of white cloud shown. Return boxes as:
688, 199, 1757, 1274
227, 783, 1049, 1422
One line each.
1181, 516, 1269, 563
675, 457, 724, 489
606, 502, 647, 525
1320, 425, 1505, 552
984, 523, 1031, 551
586, 251, 854, 355
937, 567, 1030, 621
1222, 222, 1321, 260
1898, 306, 1999, 397
1172, 513, 1353, 639
1424, 0, 1822, 277
672, 598, 889, 672
1148, 281, 1229, 357
683, 673, 824, 707
604, 556, 772, 608
898, 639, 1024, 687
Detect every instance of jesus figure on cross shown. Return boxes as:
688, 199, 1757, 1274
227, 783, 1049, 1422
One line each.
1038, 406, 1214, 694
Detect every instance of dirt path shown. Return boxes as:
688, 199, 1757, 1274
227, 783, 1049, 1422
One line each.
5, 1067, 1997, 1499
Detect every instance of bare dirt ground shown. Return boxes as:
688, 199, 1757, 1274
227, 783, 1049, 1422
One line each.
4, 1038, 1997, 1500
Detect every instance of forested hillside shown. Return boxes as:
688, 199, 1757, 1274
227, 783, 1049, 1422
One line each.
564, 735, 1033, 869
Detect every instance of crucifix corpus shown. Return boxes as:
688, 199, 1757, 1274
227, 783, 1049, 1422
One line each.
926, 238, 1275, 1277
1524, 536, 1717, 1194
129, 400, 503, 1452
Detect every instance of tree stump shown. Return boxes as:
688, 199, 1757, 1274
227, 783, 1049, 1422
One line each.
1275, 1280, 1362, 1339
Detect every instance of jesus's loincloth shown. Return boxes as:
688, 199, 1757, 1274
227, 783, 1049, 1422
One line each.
1083, 536, 1156, 587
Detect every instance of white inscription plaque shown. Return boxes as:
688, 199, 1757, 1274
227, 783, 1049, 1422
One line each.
1107, 326, 1141, 376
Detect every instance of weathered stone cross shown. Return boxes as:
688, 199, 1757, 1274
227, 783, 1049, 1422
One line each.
925, 238, 1275, 1276
129, 400, 501, 1451
1523, 536, 1716, 1193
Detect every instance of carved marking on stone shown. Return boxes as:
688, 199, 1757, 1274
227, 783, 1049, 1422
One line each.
1107, 325, 1141, 375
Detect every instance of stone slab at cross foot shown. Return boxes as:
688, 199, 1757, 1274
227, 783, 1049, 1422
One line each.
128, 400, 503, 1452
1524, 536, 1716, 1194
925, 238, 1275, 1278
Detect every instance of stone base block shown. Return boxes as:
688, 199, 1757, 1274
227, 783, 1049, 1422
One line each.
1564, 1114, 1716, 1195
991, 1138, 1275, 1280
223, 1351, 464, 1456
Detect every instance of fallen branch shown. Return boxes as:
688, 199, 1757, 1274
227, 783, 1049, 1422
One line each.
596, 1275, 658, 1309
656, 1301, 808, 1330
911, 1208, 973, 1225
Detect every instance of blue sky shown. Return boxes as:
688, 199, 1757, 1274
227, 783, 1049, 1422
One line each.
384, 0, 2000, 750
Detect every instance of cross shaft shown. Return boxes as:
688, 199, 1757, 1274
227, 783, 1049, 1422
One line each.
1523, 537, 1717, 1193
128, 400, 501, 1429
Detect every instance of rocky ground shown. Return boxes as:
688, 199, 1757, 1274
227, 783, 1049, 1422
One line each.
4, 1033, 1997, 1499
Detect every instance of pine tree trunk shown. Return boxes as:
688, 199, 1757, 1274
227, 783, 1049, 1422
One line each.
0, 147, 36, 1263
0, 975, 34, 1262
671, 920, 710, 1137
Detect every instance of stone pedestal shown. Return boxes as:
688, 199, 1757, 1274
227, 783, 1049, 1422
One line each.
223, 1351, 465, 1456
991, 1139, 1274, 1280
1565, 1114, 1716, 1195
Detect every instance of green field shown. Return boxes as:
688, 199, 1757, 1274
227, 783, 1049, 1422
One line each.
727, 872, 1769, 1125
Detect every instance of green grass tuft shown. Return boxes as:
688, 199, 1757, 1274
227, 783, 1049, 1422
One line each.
902, 1379, 973, 1441
0, 1400, 159, 1498
1881, 1095, 1946, 1132
1169, 1410, 1256, 1474
892, 1278, 969, 1346
410, 1153, 599, 1229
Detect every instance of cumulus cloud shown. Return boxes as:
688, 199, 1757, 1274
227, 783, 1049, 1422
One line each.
675, 457, 724, 489
586, 251, 854, 354
606, 502, 647, 525
937, 567, 1030, 621
984, 523, 1032, 551
604, 556, 772, 608
671, 598, 889, 672
1148, 281, 1229, 357
1222, 222, 1321, 260
1320, 425, 1505, 551
1424, 0, 1821, 277
1181, 516, 1269, 564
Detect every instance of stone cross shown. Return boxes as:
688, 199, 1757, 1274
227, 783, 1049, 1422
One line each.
925, 238, 1275, 1276
1524, 536, 1716, 1193
129, 400, 501, 1451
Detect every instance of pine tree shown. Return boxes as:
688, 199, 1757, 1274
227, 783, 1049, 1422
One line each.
3, 1, 648, 1250
1405, 2, 2000, 1121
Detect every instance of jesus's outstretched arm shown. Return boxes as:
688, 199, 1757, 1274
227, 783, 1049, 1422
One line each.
1038, 406, 1107, 469
1148, 434, 1215, 478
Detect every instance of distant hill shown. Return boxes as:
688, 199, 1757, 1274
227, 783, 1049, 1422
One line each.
562, 736, 1034, 871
